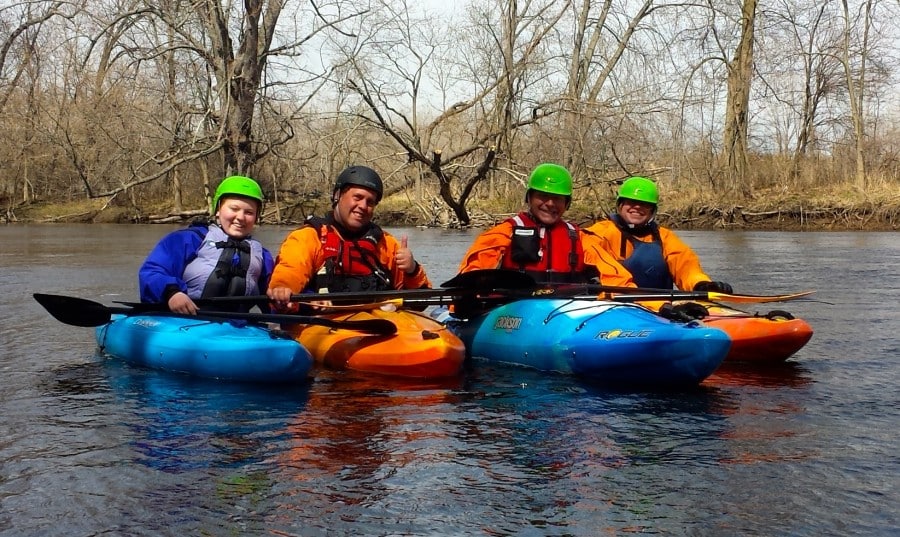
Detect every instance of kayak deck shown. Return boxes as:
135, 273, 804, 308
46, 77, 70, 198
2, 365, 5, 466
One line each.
96, 314, 313, 383
290, 307, 466, 379
686, 301, 814, 363
444, 299, 731, 387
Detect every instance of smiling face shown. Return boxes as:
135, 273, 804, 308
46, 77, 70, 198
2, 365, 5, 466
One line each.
527, 190, 569, 226
333, 185, 378, 232
216, 196, 259, 239
617, 198, 656, 227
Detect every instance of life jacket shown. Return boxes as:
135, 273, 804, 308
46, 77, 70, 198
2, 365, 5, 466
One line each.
181, 224, 266, 300
500, 212, 588, 284
610, 214, 674, 289
305, 216, 393, 292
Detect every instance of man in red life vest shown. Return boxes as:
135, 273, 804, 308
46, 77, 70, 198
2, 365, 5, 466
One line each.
267, 165, 430, 310
457, 162, 635, 287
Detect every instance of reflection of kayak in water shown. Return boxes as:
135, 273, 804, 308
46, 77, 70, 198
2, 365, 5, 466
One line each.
705, 361, 813, 389
95, 314, 313, 383
289, 308, 466, 379
102, 359, 312, 473
678, 301, 814, 363
278, 370, 462, 483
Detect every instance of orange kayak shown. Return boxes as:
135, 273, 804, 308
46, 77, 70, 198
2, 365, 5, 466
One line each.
681, 301, 813, 363
287, 307, 466, 378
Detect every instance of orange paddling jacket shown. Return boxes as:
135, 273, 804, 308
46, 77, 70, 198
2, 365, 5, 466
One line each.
269, 216, 431, 294
458, 212, 636, 288
585, 217, 712, 291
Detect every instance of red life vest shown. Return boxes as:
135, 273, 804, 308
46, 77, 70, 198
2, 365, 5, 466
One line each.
305, 217, 392, 292
500, 213, 588, 284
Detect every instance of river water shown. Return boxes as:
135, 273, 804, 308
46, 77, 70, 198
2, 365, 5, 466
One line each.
1, 224, 898, 536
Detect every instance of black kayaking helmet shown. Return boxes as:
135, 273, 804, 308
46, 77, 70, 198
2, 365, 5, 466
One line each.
333, 165, 384, 204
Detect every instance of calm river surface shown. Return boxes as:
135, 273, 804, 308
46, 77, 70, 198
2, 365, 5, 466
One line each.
1, 224, 898, 536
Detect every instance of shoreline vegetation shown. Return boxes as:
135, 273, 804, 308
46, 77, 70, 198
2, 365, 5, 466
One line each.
5, 185, 899, 231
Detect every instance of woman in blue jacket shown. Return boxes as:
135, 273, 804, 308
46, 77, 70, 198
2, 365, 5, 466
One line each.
138, 176, 275, 314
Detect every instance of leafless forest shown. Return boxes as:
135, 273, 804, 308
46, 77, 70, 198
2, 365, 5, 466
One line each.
1, 0, 898, 228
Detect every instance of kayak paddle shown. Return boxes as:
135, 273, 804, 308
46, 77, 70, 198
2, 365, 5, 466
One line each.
532, 287, 816, 304
33, 293, 398, 335
439, 271, 815, 304
190, 268, 539, 307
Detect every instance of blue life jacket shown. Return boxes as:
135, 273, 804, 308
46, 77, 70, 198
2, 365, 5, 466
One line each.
611, 214, 674, 289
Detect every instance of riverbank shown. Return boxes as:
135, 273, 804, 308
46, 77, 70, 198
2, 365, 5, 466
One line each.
5, 190, 900, 231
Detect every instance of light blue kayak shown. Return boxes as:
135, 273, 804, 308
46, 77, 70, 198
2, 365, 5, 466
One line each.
95, 314, 313, 383
441, 299, 731, 387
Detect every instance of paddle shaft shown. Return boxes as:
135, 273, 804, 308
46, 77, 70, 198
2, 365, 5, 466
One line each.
191, 267, 812, 307
33, 293, 397, 334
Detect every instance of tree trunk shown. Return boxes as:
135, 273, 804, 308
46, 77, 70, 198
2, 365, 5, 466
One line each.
198, 0, 282, 175
172, 168, 183, 212
722, 0, 757, 198
841, 0, 871, 190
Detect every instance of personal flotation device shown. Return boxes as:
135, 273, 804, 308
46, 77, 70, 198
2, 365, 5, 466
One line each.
500, 213, 589, 284
610, 214, 674, 289
181, 223, 267, 299
305, 216, 393, 292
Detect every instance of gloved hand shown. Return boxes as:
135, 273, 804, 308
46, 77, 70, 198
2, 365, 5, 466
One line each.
658, 302, 710, 323
693, 280, 733, 294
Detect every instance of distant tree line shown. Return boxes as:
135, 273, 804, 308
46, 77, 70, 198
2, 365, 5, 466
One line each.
0, 0, 897, 225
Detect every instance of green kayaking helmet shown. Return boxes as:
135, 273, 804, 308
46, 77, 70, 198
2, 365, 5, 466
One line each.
617, 176, 659, 205
333, 165, 384, 204
526, 163, 573, 200
212, 175, 265, 215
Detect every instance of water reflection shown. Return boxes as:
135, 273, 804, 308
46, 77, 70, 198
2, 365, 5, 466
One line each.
102, 358, 311, 472
4, 227, 900, 536
269, 370, 465, 533
706, 361, 814, 389
277, 370, 463, 481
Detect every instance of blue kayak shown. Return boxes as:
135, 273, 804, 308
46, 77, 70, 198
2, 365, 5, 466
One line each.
442, 299, 731, 387
95, 314, 313, 383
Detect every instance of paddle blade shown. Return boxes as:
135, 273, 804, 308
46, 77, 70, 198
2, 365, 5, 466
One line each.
707, 290, 816, 304
441, 269, 537, 290
33, 293, 113, 327
186, 310, 400, 336
308, 317, 398, 335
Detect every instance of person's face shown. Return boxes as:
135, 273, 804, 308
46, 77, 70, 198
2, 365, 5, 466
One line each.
527, 190, 568, 225
333, 186, 378, 231
216, 196, 259, 239
617, 198, 655, 226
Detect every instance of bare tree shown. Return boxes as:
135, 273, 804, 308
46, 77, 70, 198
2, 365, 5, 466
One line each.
333, 0, 566, 225
841, 0, 872, 189
721, 0, 757, 197
0, 1, 80, 209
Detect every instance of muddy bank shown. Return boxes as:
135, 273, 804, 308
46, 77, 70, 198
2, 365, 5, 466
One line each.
6, 199, 900, 231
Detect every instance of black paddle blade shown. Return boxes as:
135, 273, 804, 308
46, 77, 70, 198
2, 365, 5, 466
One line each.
33, 293, 113, 327
303, 316, 398, 335
441, 269, 537, 290
217, 311, 398, 335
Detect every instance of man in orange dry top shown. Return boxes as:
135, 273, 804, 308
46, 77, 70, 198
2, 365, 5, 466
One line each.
457, 162, 636, 289
267, 165, 430, 310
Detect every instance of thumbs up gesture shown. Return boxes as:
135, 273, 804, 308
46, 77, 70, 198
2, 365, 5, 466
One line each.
395, 234, 419, 275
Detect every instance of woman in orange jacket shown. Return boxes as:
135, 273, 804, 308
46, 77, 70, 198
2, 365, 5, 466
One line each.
584, 176, 732, 294
267, 165, 430, 310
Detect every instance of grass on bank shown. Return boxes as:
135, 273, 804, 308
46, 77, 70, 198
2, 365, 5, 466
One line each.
7, 180, 900, 231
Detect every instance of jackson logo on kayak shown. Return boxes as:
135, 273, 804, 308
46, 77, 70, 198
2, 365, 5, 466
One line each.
595, 329, 652, 340
134, 318, 161, 328
493, 316, 523, 331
